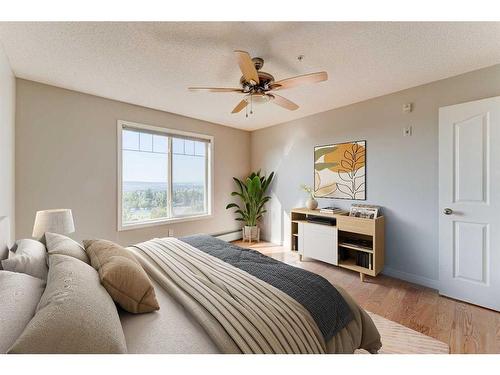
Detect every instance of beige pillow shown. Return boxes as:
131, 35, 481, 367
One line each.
0, 271, 45, 353
1, 239, 48, 280
8, 254, 127, 354
45, 232, 90, 265
83, 239, 159, 314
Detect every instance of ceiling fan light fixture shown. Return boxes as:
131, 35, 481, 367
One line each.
251, 94, 271, 104
188, 50, 328, 116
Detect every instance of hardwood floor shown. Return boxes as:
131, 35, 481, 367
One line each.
234, 240, 500, 354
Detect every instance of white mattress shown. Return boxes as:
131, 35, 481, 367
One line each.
119, 278, 219, 354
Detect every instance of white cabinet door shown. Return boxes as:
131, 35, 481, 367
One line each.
439, 96, 500, 311
303, 223, 338, 265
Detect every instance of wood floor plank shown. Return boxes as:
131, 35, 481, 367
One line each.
434, 296, 457, 352
496, 313, 500, 353
233, 240, 500, 354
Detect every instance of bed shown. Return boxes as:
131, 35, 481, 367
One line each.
1, 226, 381, 354
121, 235, 381, 354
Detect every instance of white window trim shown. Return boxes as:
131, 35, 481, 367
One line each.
117, 120, 214, 232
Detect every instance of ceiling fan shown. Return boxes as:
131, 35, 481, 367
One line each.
188, 50, 328, 116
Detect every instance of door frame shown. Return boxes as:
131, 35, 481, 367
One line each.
438, 96, 499, 311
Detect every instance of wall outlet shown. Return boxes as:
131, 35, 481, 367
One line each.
168, 228, 174, 237
403, 125, 412, 136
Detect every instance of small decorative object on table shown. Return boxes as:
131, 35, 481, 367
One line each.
300, 184, 318, 210
226, 170, 274, 243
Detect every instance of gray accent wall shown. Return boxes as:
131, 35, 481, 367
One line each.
15, 79, 251, 245
250, 64, 500, 287
0, 44, 15, 243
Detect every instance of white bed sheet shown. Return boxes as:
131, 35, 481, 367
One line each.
119, 278, 219, 354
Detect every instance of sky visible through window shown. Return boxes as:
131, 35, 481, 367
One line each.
122, 130, 205, 184
121, 128, 208, 224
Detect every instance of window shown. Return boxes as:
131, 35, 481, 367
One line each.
118, 121, 212, 230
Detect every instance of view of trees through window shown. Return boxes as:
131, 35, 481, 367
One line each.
121, 127, 208, 226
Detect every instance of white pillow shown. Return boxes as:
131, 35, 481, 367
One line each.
0, 271, 46, 353
0, 245, 8, 264
8, 255, 127, 354
0, 243, 14, 270
45, 232, 90, 265
1, 239, 48, 280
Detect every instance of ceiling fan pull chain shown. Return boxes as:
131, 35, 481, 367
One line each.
245, 102, 248, 118
250, 95, 253, 115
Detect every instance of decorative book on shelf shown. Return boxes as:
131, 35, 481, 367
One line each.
349, 204, 381, 219
319, 206, 346, 214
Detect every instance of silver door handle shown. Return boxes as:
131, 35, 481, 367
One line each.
443, 208, 453, 215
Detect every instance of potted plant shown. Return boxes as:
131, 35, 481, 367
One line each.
300, 184, 318, 210
226, 170, 275, 242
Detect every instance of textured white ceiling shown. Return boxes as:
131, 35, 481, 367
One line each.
0, 22, 499, 131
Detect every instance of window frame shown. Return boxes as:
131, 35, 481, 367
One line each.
117, 120, 214, 231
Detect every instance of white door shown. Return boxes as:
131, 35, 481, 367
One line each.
439, 96, 500, 311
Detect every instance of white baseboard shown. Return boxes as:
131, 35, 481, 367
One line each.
214, 230, 242, 242
382, 267, 439, 290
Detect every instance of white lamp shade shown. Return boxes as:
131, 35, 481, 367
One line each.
32, 209, 75, 238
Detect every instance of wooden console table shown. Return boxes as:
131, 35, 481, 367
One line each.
290, 208, 385, 281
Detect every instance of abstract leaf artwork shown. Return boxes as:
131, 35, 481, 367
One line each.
314, 141, 366, 200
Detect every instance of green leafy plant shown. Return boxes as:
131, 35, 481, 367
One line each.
226, 170, 275, 226
300, 184, 314, 198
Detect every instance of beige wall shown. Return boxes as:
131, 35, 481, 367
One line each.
0, 44, 15, 242
15, 79, 250, 245
250, 64, 500, 288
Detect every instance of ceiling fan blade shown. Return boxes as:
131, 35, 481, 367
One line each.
231, 99, 248, 114
188, 87, 244, 92
269, 94, 299, 111
271, 71, 328, 91
234, 50, 260, 84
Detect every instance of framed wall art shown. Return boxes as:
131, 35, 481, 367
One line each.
314, 140, 366, 200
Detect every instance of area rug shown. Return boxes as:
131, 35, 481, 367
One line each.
355, 312, 450, 354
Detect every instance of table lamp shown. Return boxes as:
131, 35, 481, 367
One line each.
32, 209, 75, 239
